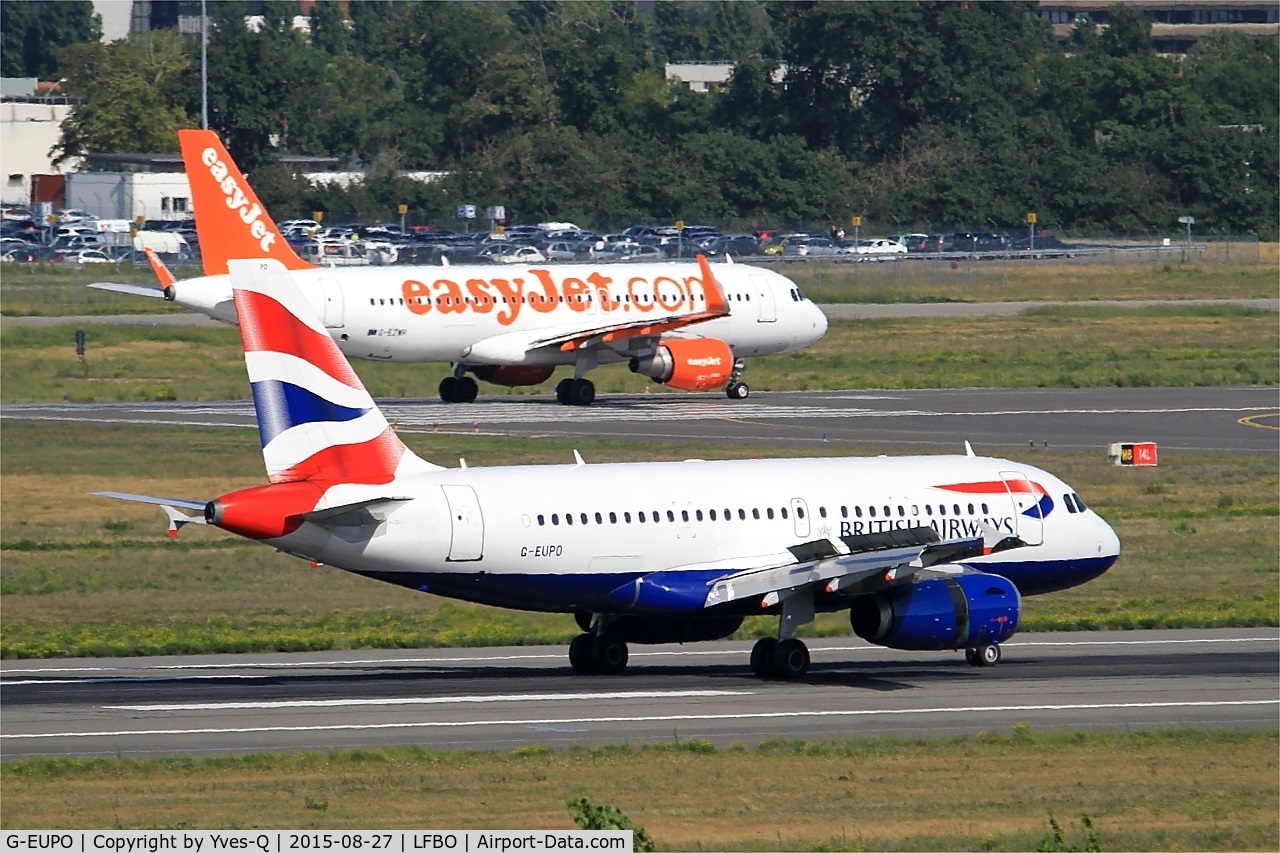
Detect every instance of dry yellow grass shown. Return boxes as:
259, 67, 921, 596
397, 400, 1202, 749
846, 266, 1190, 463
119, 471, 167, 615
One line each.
2, 732, 1276, 850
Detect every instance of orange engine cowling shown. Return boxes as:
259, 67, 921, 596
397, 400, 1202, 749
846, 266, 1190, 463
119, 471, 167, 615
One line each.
473, 365, 556, 387
629, 338, 733, 392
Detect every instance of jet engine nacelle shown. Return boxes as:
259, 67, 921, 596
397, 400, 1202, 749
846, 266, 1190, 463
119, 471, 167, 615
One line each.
848, 572, 1021, 651
472, 364, 556, 387
595, 614, 745, 645
629, 337, 733, 391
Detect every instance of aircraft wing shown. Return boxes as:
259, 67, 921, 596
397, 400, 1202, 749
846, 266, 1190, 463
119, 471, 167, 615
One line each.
605, 526, 986, 613
467, 309, 714, 363
466, 254, 730, 364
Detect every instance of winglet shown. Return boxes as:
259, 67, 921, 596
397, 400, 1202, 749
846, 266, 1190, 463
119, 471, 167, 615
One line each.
143, 247, 176, 288
964, 441, 976, 457
178, 129, 313, 276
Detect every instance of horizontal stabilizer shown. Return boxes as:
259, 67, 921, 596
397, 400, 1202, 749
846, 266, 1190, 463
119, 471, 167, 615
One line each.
93, 491, 209, 538
88, 282, 165, 298
93, 491, 207, 511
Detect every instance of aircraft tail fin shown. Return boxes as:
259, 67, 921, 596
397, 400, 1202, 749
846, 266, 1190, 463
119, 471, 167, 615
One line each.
179, 129, 314, 276
227, 258, 440, 484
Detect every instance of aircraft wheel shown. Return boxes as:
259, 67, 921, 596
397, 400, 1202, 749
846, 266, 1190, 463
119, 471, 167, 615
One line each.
591, 637, 628, 674
565, 378, 595, 407
749, 637, 777, 679
967, 644, 1001, 667
555, 378, 573, 405
568, 633, 595, 674
772, 638, 810, 679
726, 382, 750, 400
438, 376, 458, 403
457, 376, 478, 403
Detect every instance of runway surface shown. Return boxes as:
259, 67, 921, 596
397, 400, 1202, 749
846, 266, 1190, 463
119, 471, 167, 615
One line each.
1, 629, 1274, 759
5, 385, 1275, 454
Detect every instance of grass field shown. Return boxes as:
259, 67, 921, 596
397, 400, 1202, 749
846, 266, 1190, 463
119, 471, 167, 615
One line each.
1, 422, 1274, 658
3, 305, 1275, 403
2, 729, 1276, 850
0, 248, 1275, 318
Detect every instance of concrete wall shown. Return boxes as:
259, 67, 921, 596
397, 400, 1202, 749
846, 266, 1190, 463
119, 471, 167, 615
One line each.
66, 171, 192, 221
0, 101, 77, 206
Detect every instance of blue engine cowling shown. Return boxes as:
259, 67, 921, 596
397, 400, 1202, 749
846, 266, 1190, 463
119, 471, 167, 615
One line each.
848, 572, 1021, 651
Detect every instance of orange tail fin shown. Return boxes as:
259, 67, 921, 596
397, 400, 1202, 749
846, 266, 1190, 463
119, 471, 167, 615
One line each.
178, 129, 313, 276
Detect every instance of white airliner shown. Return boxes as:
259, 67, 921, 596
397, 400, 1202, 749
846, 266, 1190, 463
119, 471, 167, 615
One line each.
91, 130, 827, 406
97, 258, 1121, 678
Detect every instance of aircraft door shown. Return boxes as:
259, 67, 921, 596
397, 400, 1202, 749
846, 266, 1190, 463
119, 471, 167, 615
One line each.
750, 274, 777, 323
1000, 471, 1044, 546
441, 484, 485, 561
319, 278, 344, 328
790, 498, 810, 538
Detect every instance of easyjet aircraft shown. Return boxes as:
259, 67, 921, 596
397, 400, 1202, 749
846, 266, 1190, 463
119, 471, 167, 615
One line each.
97, 258, 1120, 678
92, 130, 828, 406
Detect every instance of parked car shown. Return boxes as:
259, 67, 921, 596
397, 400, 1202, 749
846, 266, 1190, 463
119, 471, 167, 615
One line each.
544, 240, 593, 261
842, 238, 907, 257
946, 232, 1009, 252
618, 245, 664, 262
702, 235, 760, 257
783, 236, 841, 257
1, 246, 39, 263
479, 244, 546, 264
52, 248, 114, 264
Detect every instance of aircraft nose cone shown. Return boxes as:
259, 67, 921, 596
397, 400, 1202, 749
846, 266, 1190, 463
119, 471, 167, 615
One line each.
1098, 517, 1122, 561
809, 305, 829, 342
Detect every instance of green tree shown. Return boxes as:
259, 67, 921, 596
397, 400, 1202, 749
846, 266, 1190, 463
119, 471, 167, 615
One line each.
52, 30, 192, 166
1, 0, 101, 79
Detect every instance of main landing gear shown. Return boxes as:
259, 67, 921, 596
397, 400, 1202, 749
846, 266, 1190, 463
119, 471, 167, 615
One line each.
568, 614, 628, 674
749, 637, 810, 679
568, 632, 629, 674
750, 587, 815, 680
555, 377, 596, 406
438, 374, 478, 403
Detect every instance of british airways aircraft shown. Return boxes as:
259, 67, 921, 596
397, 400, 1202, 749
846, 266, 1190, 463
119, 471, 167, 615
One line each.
91, 130, 827, 406
97, 258, 1120, 679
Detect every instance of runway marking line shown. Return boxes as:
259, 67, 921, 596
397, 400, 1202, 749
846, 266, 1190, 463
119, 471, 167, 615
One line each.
105, 689, 750, 712
4, 700, 1276, 740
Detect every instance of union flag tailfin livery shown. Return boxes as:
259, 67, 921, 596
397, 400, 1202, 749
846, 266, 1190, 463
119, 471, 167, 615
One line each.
91, 130, 827, 406
98, 258, 1120, 678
